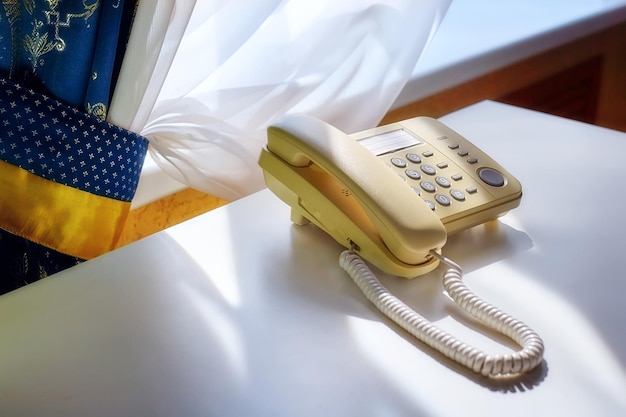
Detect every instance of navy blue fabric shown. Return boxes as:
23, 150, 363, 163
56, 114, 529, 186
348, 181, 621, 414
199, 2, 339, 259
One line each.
0, 78, 148, 202
84, 1, 130, 120
0, 229, 81, 294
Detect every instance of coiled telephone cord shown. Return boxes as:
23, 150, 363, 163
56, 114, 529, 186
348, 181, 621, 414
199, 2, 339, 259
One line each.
339, 250, 544, 377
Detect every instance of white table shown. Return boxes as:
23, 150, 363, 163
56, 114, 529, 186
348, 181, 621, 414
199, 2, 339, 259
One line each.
1, 101, 625, 416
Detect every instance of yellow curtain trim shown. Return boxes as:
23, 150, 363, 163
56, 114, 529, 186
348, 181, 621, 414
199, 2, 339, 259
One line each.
0, 159, 130, 259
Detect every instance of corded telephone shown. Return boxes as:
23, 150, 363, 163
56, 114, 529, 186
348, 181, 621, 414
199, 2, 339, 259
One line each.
258, 114, 544, 377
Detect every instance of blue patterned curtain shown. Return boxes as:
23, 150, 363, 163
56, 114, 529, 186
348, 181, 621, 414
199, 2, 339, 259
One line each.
0, 0, 143, 294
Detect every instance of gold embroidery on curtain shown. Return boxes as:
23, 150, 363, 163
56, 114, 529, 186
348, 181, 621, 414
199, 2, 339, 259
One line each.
44, 0, 99, 52
1, 0, 101, 76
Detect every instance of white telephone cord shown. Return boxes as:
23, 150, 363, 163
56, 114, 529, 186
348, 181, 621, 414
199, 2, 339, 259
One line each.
339, 250, 544, 377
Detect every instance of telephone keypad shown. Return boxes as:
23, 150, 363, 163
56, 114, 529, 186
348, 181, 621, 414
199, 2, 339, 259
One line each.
385, 134, 510, 212
389, 147, 489, 210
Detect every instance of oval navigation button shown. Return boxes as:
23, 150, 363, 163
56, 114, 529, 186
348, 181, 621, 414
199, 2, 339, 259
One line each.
478, 168, 505, 187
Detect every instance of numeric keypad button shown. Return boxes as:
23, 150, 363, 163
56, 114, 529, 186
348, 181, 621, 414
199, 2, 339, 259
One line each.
420, 181, 436, 193
405, 169, 421, 180
391, 157, 407, 168
435, 194, 451, 206
450, 189, 466, 201
406, 153, 422, 164
435, 176, 451, 188
421, 164, 436, 175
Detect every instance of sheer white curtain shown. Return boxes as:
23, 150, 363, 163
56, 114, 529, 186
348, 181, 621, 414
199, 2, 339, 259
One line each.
109, 0, 451, 201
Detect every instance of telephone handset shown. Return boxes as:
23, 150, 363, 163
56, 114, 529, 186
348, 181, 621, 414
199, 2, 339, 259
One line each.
259, 114, 543, 377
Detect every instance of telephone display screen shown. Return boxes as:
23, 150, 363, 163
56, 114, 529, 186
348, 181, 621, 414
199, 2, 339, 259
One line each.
358, 129, 422, 156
